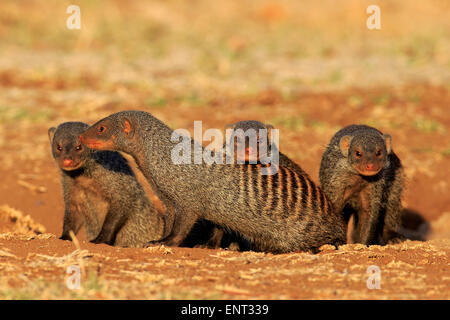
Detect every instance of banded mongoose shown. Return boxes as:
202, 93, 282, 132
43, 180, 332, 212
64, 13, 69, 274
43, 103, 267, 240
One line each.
79, 111, 346, 253
319, 124, 405, 245
201, 120, 309, 249
225, 120, 306, 174
49, 121, 169, 247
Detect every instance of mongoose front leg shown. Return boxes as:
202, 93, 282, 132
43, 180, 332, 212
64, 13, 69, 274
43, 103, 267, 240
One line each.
355, 188, 380, 245
205, 228, 225, 248
92, 207, 127, 245
346, 213, 356, 244
381, 179, 405, 244
327, 181, 359, 215
145, 207, 198, 247
60, 209, 83, 240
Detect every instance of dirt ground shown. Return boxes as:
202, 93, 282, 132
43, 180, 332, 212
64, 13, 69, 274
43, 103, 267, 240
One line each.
0, 1, 449, 299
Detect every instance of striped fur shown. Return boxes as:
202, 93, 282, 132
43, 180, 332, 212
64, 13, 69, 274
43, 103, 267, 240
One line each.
80, 111, 347, 253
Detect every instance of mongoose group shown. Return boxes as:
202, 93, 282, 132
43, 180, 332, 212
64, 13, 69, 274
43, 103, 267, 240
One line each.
49, 111, 405, 252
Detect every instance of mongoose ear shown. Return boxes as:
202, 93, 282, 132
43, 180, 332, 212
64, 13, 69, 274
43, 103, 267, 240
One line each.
264, 123, 274, 142
122, 118, 134, 137
339, 135, 353, 157
48, 127, 57, 143
224, 123, 235, 130
383, 134, 392, 154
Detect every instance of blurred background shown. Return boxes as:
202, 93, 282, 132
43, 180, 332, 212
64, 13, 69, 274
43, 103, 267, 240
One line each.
0, 0, 449, 238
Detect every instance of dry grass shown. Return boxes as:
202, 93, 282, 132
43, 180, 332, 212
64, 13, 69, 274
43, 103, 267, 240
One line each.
0, 204, 46, 235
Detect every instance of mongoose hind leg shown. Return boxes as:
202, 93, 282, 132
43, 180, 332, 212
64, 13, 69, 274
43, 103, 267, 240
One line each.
60, 209, 83, 240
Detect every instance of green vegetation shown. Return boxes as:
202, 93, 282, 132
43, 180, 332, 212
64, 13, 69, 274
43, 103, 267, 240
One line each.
413, 117, 446, 134
0, 106, 54, 123
272, 116, 304, 131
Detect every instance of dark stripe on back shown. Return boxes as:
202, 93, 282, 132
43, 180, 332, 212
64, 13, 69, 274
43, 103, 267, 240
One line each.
252, 165, 260, 209
261, 166, 269, 210
290, 170, 299, 215
319, 187, 326, 214
241, 164, 248, 204
310, 178, 318, 212
298, 174, 309, 209
280, 167, 290, 218
270, 167, 279, 214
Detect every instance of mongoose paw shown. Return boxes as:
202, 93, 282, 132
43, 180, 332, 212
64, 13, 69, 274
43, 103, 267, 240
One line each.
202, 240, 222, 249
226, 242, 241, 251
144, 237, 181, 247
144, 240, 165, 248
91, 235, 113, 245
193, 243, 221, 249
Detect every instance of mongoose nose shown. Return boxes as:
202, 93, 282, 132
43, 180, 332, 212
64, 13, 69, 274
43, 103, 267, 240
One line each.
366, 163, 375, 171
63, 159, 73, 167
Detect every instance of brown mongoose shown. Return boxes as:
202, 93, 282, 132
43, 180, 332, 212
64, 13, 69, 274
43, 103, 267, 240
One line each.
319, 124, 405, 245
79, 111, 346, 253
48, 121, 169, 247
225, 120, 306, 175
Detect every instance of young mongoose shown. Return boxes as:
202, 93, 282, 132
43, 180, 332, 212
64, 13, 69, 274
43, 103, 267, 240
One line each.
49, 122, 168, 247
319, 124, 405, 245
79, 111, 346, 253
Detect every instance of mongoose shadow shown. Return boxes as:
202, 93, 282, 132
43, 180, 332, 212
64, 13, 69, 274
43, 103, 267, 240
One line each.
49, 121, 169, 247
79, 111, 347, 253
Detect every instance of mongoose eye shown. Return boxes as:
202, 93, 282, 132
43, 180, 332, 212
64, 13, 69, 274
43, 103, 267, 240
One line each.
75, 145, 82, 151
98, 126, 106, 134
56, 145, 62, 152
355, 151, 362, 158
376, 150, 382, 157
